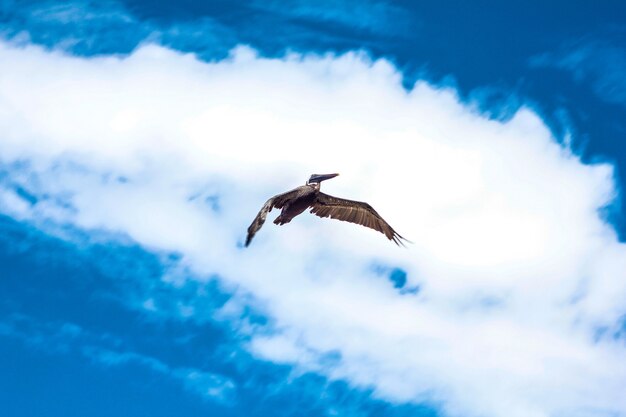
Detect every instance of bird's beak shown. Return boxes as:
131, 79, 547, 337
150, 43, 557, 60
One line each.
310, 173, 339, 183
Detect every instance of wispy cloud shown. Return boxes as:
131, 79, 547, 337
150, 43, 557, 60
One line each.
1, 40, 626, 417
530, 38, 626, 107
0, 0, 236, 57
0, 0, 145, 54
249, 0, 411, 36
0, 0, 413, 61
86, 347, 237, 404
0, 313, 236, 403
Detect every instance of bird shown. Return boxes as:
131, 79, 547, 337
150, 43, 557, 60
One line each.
245, 173, 408, 246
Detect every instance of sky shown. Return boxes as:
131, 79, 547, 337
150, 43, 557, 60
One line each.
1, 1, 626, 417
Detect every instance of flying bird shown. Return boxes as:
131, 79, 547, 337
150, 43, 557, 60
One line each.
245, 173, 407, 246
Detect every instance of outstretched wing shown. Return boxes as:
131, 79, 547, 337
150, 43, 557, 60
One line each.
245, 186, 308, 246
310, 192, 408, 246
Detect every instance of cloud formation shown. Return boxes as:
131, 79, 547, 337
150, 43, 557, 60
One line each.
1, 41, 626, 417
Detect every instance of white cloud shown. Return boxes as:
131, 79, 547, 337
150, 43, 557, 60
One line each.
0, 187, 32, 218
1, 41, 626, 417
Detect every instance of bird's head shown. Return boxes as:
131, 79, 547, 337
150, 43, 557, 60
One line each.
306, 173, 339, 185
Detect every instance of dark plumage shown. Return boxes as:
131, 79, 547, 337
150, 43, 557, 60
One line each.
245, 173, 407, 246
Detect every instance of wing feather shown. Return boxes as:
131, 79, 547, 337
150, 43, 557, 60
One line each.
245, 186, 308, 246
310, 192, 408, 246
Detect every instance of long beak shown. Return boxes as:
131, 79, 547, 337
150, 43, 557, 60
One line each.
310, 173, 339, 183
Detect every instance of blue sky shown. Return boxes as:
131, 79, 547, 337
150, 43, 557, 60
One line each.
1, 2, 626, 417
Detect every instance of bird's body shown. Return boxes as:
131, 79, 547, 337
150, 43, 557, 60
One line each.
245, 173, 407, 246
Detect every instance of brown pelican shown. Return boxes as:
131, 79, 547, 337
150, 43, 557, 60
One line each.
245, 173, 407, 246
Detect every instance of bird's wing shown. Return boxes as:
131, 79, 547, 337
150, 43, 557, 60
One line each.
310, 192, 408, 246
245, 187, 306, 247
